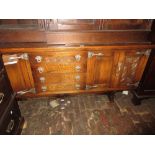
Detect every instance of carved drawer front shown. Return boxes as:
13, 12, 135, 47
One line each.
31, 63, 86, 74
33, 73, 86, 84
29, 51, 87, 66
29, 51, 87, 74
35, 83, 85, 93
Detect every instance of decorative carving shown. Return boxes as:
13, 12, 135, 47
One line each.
115, 62, 122, 78
120, 65, 128, 84
120, 50, 150, 86
130, 56, 140, 78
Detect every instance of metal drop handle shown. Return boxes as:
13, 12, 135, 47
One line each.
0, 93, 4, 104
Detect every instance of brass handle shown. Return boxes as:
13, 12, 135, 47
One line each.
40, 77, 45, 83
35, 56, 42, 63
88, 52, 104, 58
37, 67, 44, 73
75, 55, 81, 61
41, 86, 47, 92
75, 84, 81, 89
0, 93, 4, 104
75, 66, 81, 72
75, 75, 80, 81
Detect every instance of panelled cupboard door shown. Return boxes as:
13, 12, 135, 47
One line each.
113, 49, 151, 89
86, 50, 115, 90
2, 54, 35, 94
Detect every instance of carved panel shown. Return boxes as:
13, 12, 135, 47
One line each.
119, 50, 151, 87
120, 55, 140, 85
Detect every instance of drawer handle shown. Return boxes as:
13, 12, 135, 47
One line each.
75, 84, 81, 89
6, 119, 15, 133
35, 56, 42, 63
0, 93, 4, 104
41, 86, 47, 92
40, 77, 45, 83
88, 51, 104, 58
75, 66, 81, 72
75, 75, 80, 80
37, 67, 44, 73
75, 55, 81, 61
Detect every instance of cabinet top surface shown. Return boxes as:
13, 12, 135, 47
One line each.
1, 44, 155, 54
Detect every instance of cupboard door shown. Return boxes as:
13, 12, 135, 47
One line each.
2, 54, 35, 94
115, 49, 151, 88
86, 50, 115, 90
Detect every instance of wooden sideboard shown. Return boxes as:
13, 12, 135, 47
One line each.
0, 45, 153, 98
0, 19, 155, 99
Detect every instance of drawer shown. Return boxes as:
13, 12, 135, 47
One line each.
29, 51, 87, 66
36, 83, 86, 93
33, 73, 86, 84
31, 63, 87, 74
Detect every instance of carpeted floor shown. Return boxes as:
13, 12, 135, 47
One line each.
18, 92, 155, 135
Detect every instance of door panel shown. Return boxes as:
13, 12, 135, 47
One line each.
2, 54, 34, 92
86, 50, 114, 89
116, 49, 151, 88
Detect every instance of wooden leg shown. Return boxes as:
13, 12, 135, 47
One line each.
131, 92, 141, 105
107, 91, 115, 102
